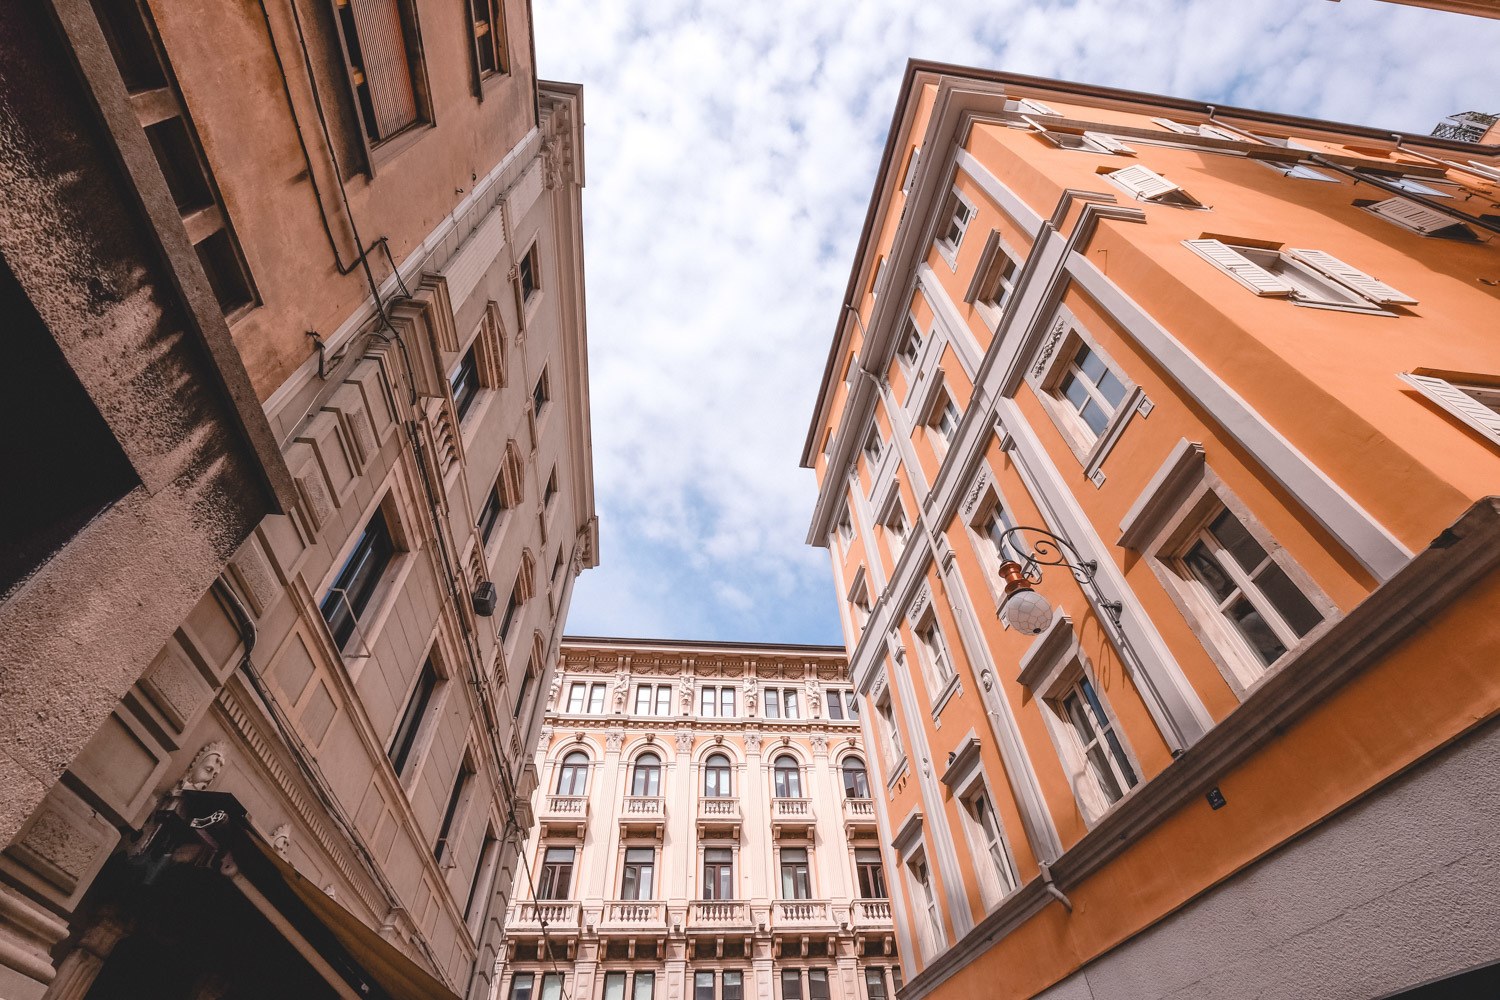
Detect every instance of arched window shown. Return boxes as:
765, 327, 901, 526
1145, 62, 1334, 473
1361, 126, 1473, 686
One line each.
632, 752, 662, 797
773, 754, 802, 798
841, 756, 870, 799
703, 753, 732, 797
556, 751, 589, 796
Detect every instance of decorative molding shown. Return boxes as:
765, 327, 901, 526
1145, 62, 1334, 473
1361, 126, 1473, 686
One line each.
605, 730, 625, 753
1016, 612, 1077, 692
905, 585, 934, 626
1029, 316, 1067, 378
743, 731, 763, 755
810, 732, 829, 755
938, 734, 983, 792
271, 824, 292, 859
958, 467, 994, 523
1118, 439, 1207, 550
675, 730, 694, 753
174, 741, 228, 793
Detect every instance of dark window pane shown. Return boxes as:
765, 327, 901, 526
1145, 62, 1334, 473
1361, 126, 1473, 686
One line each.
694, 972, 715, 1000
451, 346, 480, 420
1061, 373, 1089, 412
320, 510, 395, 648
1080, 398, 1110, 436
781, 970, 803, 1000
1185, 543, 1236, 602
1095, 367, 1127, 408
722, 972, 743, 1000
1226, 596, 1287, 665
389, 660, 437, 775
1209, 510, 1270, 573
1253, 562, 1324, 638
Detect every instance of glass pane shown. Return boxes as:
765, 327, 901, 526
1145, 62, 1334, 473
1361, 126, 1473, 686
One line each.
827, 695, 843, 720
1076, 345, 1104, 382
1080, 398, 1110, 436
1185, 543, 1237, 602
511, 973, 534, 1000
1253, 562, 1323, 638
656, 687, 671, 714
1102, 727, 1139, 787
723, 972, 743, 1000
722, 688, 736, 716
784, 691, 800, 718
1084, 742, 1125, 802
1062, 693, 1096, 748
781, 971, 803, 1000
1061, 372, 1089, 412
865, 969, 887, 1000
695, 973, 715, 1000
1226, 596, 1287, 666
1209, 510, 1269, 573
605, 973, 627, 1000
1095, 367, 1127, 408
634, 973, 655, 1000
701, 687, 714, 715
809, 970, 830, 1000
541, 974, 563, 1000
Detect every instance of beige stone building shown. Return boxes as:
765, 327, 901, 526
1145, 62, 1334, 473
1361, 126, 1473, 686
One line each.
0, 3, 595, 999
496, 638, 897, 1000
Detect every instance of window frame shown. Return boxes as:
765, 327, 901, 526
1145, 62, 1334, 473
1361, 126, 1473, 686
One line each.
555, 750, 590, 796
537, 845, 576, 900
702, 753, 733, 798
328, 0, 433, 154
320, 500, 404, 651
388, 655, 443, 780
465, 0, 509, 87
778, 845, 812, 899
935, 186, 976, 267
1028, 318, 1143, 477
701, 845, 735, 900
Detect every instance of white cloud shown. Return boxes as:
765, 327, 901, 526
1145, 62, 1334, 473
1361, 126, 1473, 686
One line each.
537, 0, 1500, 644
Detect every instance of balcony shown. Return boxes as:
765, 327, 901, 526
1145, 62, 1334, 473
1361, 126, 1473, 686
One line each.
696, 796, 741, 837
842, 797, 877, 838
618, 795, 666, 837
772, 898, 832, 927
852, 898, 892, 927
538, 795, 588, 837
688, 899, 750, 929
770, 797, 814, 838
507, 900, 581, 933
601, 900, 667, 934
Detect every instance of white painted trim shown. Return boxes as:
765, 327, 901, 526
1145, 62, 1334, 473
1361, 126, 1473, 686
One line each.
1118, 439, 1207, 550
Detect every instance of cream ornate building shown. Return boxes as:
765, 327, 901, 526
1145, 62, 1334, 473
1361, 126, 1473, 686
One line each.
496, 638, 898, 1000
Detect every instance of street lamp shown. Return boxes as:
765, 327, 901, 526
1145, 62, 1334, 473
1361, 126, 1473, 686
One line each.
994, 527, 1124, 636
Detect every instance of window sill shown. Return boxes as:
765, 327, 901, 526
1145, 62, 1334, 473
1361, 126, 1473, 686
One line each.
885, 757, 909, 790
929, 674, 962, 718
369, 120, 436, 174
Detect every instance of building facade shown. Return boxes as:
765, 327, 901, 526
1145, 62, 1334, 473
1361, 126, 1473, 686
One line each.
496, 638, 898, 1000
0, 3, 595, 1000
803, 63, 1500, 999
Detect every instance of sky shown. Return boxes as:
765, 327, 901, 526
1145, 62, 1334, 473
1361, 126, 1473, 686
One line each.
535, 0, 1500, 646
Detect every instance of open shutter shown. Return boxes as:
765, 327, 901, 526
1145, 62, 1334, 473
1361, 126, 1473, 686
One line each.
1110, 165, 1179, 201
1084, 132, 1134, 155
1368, 197, 1456, 235
1199, 124, 1243, 142
350, 0, 418, 138
902, 146, 921, 192
1019, 98, 1058, 116
1401, 373, 1500, 447
1183, 240, 1293, 297
1465, 159, 1500, 183
1287, 248, 1417, 305
1152, 117, 1197, 135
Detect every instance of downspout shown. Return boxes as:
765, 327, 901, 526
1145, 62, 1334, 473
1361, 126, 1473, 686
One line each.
1038, 862, 1072, 913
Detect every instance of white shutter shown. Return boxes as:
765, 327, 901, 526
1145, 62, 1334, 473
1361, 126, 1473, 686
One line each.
1287, 248, 1418, 305
1019, 98, 1058, 116
1085, 132, 1134, 155
1465, 159, 1500, 183
1401, 373, 1500, 447
1183, 239, 1293, 297
1152, 117, 1197, 134
1199, 124, 1243, 142
1110, 164, 1179, 200
1369, 197, 1455, 235
902, 146, 921, 193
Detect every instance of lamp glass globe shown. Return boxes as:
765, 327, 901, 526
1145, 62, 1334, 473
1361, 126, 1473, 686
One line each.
1002, 588, 1053, 635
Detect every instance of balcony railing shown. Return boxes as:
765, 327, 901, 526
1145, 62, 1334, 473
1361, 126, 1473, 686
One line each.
771, 797, 813, 820
508, 900, 580, 930
621, 796, 665, 817
842, 797, 876, 822
689, 899, 749, 926
773, 899, 831, 925
697, 796, 740, 818
602, 900, 666, 927
541, 795, 588, 817
853, 899, 892, 925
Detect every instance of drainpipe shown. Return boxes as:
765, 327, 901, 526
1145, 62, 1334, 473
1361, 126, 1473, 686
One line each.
1038, 862, 1073, 913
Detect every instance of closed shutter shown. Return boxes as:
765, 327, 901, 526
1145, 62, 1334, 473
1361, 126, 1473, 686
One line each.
1287, 248, 1417, 304
1152, 117, 1197, 134
1183, 239, 1293, 297
1400, 373, 1500, 447
1110, 164, 1179, 200
1019, 98, 1058, 116
350, 0, 417, 139
1084, 132, 1134, 155
1368, 197, 1454, 235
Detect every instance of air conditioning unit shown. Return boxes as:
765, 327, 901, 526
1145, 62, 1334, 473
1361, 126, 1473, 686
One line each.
472, 581, 498, 617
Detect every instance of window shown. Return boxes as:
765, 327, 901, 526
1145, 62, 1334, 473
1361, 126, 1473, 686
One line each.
1055, 342, 1128, 443
634, 684, 672, 716
961, 788, 1019, 901
779, 847, 811, 899
694, 973, 715, 1000
907, 854, 941, 955
512, 656, 535, 721
863, 428, 883, 467
979, 498, 1019, 568
332, 0, 427, 145
773, 755, 802, 798
826, 689, 845, 720
901, 145, 921, 193
499, 576, 523, 643
845, 691, 860, 717
703, 753, 733, 798
1401, 372, 1500, 448
928, 389, 962, 451
1362, 197, 1477, 241
389, 659, 438, 777
937, 189, 975, 258
604, 973, 627, 1000
841, 757, 869, 798
978, 245, 1019, 312
855, 849, 887, 898
1261, 160, 1336, 182
836, 508, 854, 545
450, 344, 481, 420
520, 242, 540, 300
321, 507, 396, 649
722, 972, 744, 1000
703, 846, 734, 899
464, 826, 500, 930
1105, 164, 1204, 208
781, 970, 803, 1000
606, 973, 655, 1000
875, 691, 902, 768
556, 750, 589, 796
537, 846, 575, 899
631, 753, 662, 797
634, 973, 656, 1000
783, 689, 800, 718
566, 681, 586, 713
882, 504, 908, 562
1034, 127, 1134, 155
589, 682, 606, 714
1364, 172, 1457, 198
1005, 97, 1058, 115
761, 687, 802, 719
1179, 508, 1324, 673
532, 368, 550, 416
510, 973, 535, 1000
544, 468, 558, 507
467, 0, 508, 79
621, 847, 656, 900
698, 685, 736, 717
864, 969, 889, 1000
808, 970, 830, 1000
870, 256, 886, 299
477, 480, 506, 544
1184, 239, 1416, 310
764, 688, 780, 719
434, 754, 473, 860
1057, 675, 1139, 811
897, 318, 923, 368
539, 975, 563, 1000
1152, 117, 1241, 142
915, 617, 954, 690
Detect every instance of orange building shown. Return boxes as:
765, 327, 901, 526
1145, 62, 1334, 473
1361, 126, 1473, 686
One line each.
802, 62, 1500, 999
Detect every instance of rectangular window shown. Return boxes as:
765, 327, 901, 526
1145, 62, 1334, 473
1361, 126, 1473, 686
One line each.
694, 972, 715, 1000
333, 0, 426, 145
321, 508, 396, 649
655, 685, 671, 715
450, 344, 481, 420
512, 659, 535, 721
1401, 372, 1500, 447
979, 247, 1018, 311
389, 659, 438, 776
1180, 508, 1324, 673
537, 846, 575, 899
544, 469, 558, 507
883, 505, 908, 562
635, 685, 652, 715
566, 682, 585, 713
720, 687, 736, 717
780, 847, 811, 899
499, 579, 522, 644
864, 969, 888, 1000
588, 682, 606, 714
778, 689, 797, 719
1056, 343, 1128, 442
808, 970, 830, 1000
433, 754, 473, 860
464, 826, 499, 928
781, 971, 803, 1000
520, 243, 541, 300
722, 972, 744, 1000
897, 318, 923, 369
980, 500, 1018, 567
633, 973, 655, 1000
621, 847, 656, 900
765, 689, 781, 719
962, 788, 1019, 900
863, 429, 883, 466
1183, 239, 1415, 309
1106, 164, 1203, 207
846, 692, 859, 717
703, 847, 734, 900
532, 369, 550, 416
916, 618, 954, 689
477, 481, 505, 544
540, 974, 563, 1000
467, 0, 508, 79
604, 973, 627, 1000
856, 848, 887, 898
1365, 196, 1474, 239
929, 390, 962, 451
510, 973, 534, 1000
876, 693, 902, 767
700, 686, 717, 717
827, 691, 844, 720
909, 854, 941, 955
901, 145, 921, 193
1058, 676, 1138, 809
938, 189, 974, 256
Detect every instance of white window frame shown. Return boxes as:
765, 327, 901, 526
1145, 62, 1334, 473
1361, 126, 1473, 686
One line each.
912, 612, 955, 694
926, 386, 962, 455
880, 498, 909, 565
1401, 371, 1500, 449
1052, 672, 1139, 819
896, 316, 924, 370
901, 145, 921, 193
1183, 239, 1415, 313
904, 848, 942, 960
1031, 324, 1141, 472
943, 748, 1019, 909
566, 682, 585, 714
874, 684, 904, 773
935, 187, 976, 266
